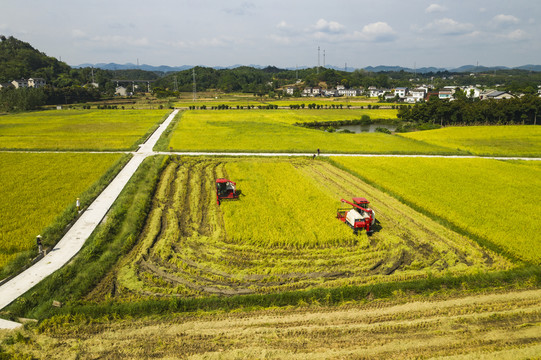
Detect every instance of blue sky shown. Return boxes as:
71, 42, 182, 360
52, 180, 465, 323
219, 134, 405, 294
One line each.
2, 0, 540, 69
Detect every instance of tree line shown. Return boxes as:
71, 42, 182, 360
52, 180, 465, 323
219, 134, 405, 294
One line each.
0, 86, 100, 112
397, 95, 541, 126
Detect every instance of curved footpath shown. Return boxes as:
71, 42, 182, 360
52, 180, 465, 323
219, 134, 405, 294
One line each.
0, 110, 179, 329
1, 110, 540, 329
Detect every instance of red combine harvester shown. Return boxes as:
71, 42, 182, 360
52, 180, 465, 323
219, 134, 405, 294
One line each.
216, 178, 239, 205
336, 197, 376, 234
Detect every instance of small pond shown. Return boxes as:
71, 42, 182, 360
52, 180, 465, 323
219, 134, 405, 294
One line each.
337, 123, 396, 133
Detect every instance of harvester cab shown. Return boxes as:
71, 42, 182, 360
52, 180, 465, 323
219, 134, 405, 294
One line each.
216, 178, 239, 205
336, 197, 376, 234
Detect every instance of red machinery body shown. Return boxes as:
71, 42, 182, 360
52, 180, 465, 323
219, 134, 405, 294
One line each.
216, 178, 239, 204
336, 197, 375, 233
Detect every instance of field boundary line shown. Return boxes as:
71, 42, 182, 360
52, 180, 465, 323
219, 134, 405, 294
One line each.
156, 152, 541, 161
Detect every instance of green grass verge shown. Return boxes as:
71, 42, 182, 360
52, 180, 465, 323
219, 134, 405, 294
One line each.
153, 111, 184, 151
36, 265, 541, 322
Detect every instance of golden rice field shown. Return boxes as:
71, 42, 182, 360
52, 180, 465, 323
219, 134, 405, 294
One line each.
4, 288, 540, 359
0, 152, 123, 269
0, 109, 169, 150
86, 157, 510, 302
164, 110, 459, 154
331, 157, 541, 263
398, 125, 541, 157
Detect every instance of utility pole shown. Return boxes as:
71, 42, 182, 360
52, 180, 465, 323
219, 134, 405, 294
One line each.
323, 49, 325, 68
345, 62, 347, 72
173, 76, 178, 92
192, 68, 197, 101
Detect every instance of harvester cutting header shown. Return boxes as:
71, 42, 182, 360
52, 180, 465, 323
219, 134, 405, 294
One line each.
337, 197, 376, 234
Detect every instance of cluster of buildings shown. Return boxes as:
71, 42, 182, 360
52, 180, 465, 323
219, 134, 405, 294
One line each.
0, 78, 46, 90
288, 84, 518, 103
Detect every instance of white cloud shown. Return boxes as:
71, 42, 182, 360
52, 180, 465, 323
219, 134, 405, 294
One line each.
312, 19, 345, 34
276, 20, 292, 31
424, 18, 474, 35
504, 29, 528, 40
425, 4, 447, 13
353, 22, 397, 42
492, 14, 520, 25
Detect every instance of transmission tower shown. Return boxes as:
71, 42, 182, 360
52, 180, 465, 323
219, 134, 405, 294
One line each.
323, 49, 326, 68
192, 68, 197, 101
173, 76, 178, 92
317, 46, 320, 74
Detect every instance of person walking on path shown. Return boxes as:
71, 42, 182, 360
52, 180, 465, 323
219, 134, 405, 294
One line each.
36, 235, 43, 255
76, 198, 80, 213
317, 148, 320, 156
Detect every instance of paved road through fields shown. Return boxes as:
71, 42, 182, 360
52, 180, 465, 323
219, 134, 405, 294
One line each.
0, 109, 179, 329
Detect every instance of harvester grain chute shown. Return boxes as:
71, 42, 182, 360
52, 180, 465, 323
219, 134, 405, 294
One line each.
216, 178, 239, 205
336, 197, 376, 234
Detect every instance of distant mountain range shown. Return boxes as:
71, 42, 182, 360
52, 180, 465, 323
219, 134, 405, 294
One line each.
74, 62, 541, 74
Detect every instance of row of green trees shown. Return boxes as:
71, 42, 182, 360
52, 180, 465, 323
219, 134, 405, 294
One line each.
0, 86, 101, 112
397, 95, 541, 126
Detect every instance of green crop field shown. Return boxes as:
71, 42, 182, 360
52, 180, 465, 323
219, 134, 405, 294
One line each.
0, 109, 169, 150
331, 157, 541, 263
163, 110, 460, 154
0, 152, 124, 270
398, 125, 541, 157
86, 157, 510, 302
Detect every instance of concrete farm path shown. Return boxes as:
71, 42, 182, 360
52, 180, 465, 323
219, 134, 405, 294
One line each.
0, 109, 179, 329
1, 109, 540, 329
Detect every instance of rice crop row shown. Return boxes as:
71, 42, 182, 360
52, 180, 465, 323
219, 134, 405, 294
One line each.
330, 157, 541, 263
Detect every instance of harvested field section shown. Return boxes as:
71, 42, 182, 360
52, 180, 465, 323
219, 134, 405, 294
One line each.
87, 158, 511, 301
9, 289, 541, 359
86, 158, 511, 301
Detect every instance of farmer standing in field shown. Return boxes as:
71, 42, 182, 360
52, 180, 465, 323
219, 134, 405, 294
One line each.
36, 235, 43, 255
